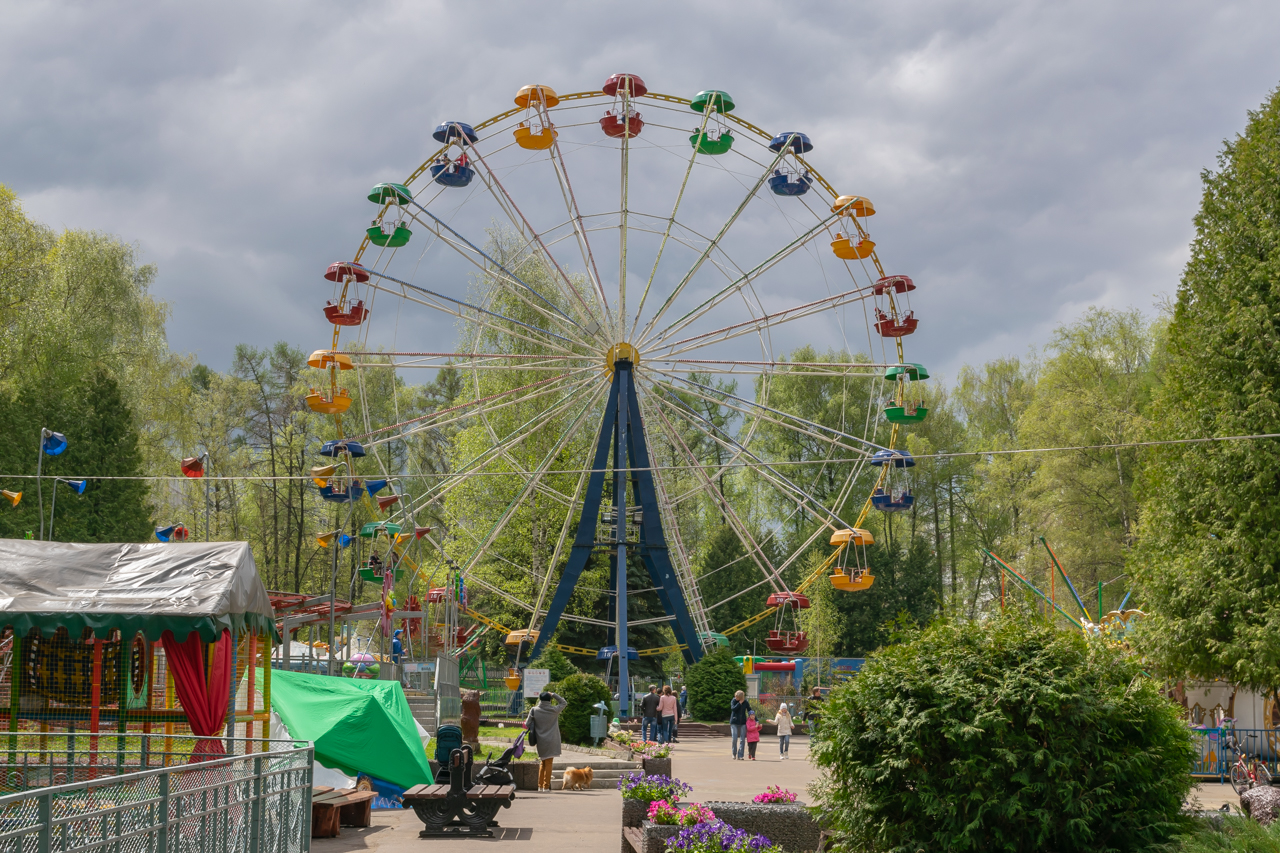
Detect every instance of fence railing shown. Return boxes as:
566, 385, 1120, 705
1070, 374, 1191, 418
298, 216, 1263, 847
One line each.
1190, 727, 1279, 779
0, 735, 312, 853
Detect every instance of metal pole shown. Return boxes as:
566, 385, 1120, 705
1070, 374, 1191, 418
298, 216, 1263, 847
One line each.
204, 452, 211, 541
48, 480, 58, 542
616, 363, 630, 718
329, 528, 338, 678
36, 433, 44, 540
1098, 581, 1103, 623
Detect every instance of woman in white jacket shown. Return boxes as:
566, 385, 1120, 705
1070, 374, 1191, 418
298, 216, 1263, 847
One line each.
773, 703, 794, 760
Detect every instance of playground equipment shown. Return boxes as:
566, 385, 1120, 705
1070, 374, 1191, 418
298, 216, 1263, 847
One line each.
305, 74, 929, 709
0, 540, 279, 773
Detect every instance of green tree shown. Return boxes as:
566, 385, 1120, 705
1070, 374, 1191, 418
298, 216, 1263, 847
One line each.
684, 647, 746, 722
829, 538, 939, 655
530, 645, 578, 682
542, 672, 610, 746
1132, 87, 1280, 699
811, 613, 1195, 853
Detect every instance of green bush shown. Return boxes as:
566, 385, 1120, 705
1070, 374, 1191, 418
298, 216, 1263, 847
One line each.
542, 672, 610, 745
810, 613, 1196, 853
1169, 815, 1280, 853
685, 648, 747, 722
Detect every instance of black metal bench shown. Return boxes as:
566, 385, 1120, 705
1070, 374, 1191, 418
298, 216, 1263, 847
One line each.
402, 746, 514, 838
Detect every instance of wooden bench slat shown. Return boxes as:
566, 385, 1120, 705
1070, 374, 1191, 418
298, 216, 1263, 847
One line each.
623, 826, 644, 853
403, 784, 431, 797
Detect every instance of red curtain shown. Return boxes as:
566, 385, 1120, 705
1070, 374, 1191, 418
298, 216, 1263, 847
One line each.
161, 629, 232, 761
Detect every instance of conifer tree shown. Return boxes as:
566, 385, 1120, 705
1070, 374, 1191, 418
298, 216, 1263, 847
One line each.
1132, 87, 1280, 698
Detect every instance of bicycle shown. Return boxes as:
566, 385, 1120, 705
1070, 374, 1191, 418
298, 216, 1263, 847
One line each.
1225, 730, 1273, 794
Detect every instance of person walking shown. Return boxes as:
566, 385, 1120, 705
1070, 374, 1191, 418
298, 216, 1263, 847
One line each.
640, 685, 661, 743
745, 710, 761, 760
527, 690, 567, 791
805, 686, 824, 734
658, 685, 678, 743
679, 685, 688, 717
729, 690, 748, 760
773, 702, 794, 760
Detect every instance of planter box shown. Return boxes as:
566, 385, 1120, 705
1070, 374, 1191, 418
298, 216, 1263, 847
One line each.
639, 821, 681, 853
703, 801, 820, 853
641, 757, 671, 778
622, 798, 649, 828
510, 761, 539, 791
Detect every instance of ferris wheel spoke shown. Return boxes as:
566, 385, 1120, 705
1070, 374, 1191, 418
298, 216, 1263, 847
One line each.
643, 357, 885, 377
644, 282, 875, 361
546, 134, 612, 328
526, 440, 596, 632
362, 269, 584, 357
627, 107, 713, 341
641, 390, 785, 594
355, 367, 595, 445
634, 144, 792, 344
466, 144, 608, 340
642, 377, 854, 534
638, 215, 841, 351
651, 369, 886, 456
454, 381, 607, 578
398, 207, 594, 345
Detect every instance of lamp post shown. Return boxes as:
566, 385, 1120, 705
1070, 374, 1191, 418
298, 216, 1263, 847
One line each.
36, 429, 67, 540
180, 452, 211, 540
48, 478, 86, 541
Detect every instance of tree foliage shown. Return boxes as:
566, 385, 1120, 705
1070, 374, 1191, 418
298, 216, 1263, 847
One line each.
810, 614, 1196, 853
1132, 87, 1280, 696
543, 672, 610, 745
684, 648, 747, 722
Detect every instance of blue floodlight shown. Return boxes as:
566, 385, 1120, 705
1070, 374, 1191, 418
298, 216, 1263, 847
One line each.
42, 430, 67, 456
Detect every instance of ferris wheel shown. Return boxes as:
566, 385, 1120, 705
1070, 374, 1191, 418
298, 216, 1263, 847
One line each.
307, 74, 926, 708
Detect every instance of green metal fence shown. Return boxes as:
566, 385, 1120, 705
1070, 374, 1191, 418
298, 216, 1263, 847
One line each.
0, 735, 312, 853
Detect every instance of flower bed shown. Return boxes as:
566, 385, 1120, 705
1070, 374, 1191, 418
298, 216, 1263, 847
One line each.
752, 786, 798, 805
667, 820, 784, 852
639, 802, 716, 853
618, 773, 691, 828
700, 802, 820, 853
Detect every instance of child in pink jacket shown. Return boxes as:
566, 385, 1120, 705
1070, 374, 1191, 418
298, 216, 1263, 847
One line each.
745, 710, 761, 760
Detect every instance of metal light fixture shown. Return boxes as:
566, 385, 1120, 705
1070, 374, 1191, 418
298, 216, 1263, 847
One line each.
48, 478, 86, 541
36, 428, 67, 540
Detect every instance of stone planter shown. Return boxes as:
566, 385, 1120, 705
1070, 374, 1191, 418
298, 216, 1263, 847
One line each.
639, 821, 681, 853
641, 756, 671, 778
622, 798, 650, 828
702, 801, 820, 853
510, 761, 539, 791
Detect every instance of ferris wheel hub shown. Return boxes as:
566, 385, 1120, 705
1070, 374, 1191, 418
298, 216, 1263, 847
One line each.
604, 342, 640, 374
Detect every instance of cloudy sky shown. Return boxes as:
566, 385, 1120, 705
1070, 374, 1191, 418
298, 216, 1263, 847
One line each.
4, 1, 1279, 384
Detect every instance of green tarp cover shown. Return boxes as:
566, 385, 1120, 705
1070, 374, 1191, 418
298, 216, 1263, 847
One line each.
260, 668, 432, 789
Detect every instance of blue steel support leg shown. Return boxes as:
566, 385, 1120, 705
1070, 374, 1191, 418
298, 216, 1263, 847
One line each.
527, 373, 620, 663
616, 364, 631, 718
625, 371, 704, 664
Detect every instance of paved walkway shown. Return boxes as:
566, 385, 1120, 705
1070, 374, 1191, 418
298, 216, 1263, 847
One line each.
313, 735, 819, 852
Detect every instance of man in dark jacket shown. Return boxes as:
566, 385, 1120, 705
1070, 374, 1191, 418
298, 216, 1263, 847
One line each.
640, 685, 661, 742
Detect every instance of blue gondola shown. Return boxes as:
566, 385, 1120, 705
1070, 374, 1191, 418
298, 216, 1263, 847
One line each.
870, 449, 915, 468
319, 482, 362, 503
365, 479, 388, 496
596, 645, 639, 660
769, 169, 813, 196
432, 122, 478, 146
767, 132, 813, 154
319, 439, 366, 458
429, 156, 475, 188
871, 487, 915, 513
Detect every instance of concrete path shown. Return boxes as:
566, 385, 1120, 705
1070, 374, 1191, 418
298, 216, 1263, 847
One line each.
312, 735, 819, 852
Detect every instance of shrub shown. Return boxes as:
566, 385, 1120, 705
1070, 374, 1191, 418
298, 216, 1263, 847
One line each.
1169, 815, 1280, 853
685, 648, 746, 722
810, 613, 1196, 853
543, 672, 610, 745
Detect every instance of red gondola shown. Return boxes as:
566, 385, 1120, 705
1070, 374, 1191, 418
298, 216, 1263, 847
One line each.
874, 308, 918, 337
324, 299, 369, 326
324, 261, 370, 283
427, 587, 450, 604
766, 592, 810, 610
765, 630, 809, 654
873, 274, 915, 296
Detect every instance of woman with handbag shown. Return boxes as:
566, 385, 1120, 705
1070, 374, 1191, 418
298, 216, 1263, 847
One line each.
526, 691, 567, 791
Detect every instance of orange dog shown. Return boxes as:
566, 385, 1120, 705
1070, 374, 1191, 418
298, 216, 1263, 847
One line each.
561, 766, 593, 790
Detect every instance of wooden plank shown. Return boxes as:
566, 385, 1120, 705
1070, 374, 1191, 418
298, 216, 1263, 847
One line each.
403, 784, 430, 797
311, 786, 334, 796
623, 826, 643, 853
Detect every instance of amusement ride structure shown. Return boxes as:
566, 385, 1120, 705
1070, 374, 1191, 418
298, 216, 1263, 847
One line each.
304, 75, 928, 713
